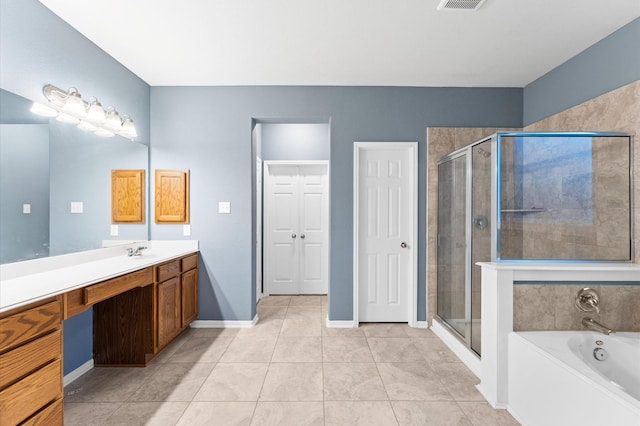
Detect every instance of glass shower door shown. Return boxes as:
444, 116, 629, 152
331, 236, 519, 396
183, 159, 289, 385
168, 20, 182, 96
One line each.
437, 154, 468, 338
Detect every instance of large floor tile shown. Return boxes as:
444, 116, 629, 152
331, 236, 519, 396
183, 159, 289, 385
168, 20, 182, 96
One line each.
289, 295, 325, 306
176, 401, 256, 426
377, 363, 452, 401
434, 362, 485, 401
457, 402, 520, 426
166, 335, 234, 363
63, 402, 122, 426
105, 401, 189, 426
361, 323, 409, 338
323, 363, 388, 401
324, 401, 399, 426
272, 336, 322, 362
251, 402, 324, 426
64, 366, 160, 402
259, 363, 323, 401
367, 337, 424, 362
285, 305, 323, 319
401, 326, 438, 338
280, 317, 322, 336
411, 337, 462, 364
322, 326, 366, 337
219, 335, 277, 362
150, 330, 193, 364
323, 336, 374, 362
392, 401, 472, 425
193, 363, 268, 401
258, 296, 291, 306
237, 317, 284, 336
256, 306, 288, 320
130, 363, 214, 402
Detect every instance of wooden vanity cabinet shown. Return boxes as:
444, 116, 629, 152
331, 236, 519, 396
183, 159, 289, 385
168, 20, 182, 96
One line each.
0, 297, 63, 425
154, 253, 198, 352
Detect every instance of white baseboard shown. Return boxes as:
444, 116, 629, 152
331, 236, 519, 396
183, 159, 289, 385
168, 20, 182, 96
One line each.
63, 359, 94, 387
414, 320, 429, 329
191, 314, 259, 328
325, 316, 357, 328
431, 318, 481, 378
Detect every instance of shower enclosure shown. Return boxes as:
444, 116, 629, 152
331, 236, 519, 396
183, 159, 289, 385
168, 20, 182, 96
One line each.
436, 132, 633, 357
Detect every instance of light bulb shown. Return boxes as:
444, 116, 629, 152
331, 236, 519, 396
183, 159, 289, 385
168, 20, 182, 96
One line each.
30, 102, 58, 117
121, 117, 138, 138
94, 128, 115, 137
62, 87, 87, 118
86, 99, 106, 124
105, 109, 122, 130
56, 112, 80, 124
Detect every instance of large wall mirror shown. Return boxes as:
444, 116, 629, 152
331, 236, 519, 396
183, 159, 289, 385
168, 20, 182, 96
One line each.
0, 88, 149, 264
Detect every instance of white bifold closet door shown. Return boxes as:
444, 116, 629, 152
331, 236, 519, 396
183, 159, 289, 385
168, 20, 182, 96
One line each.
264, 162, 328, 295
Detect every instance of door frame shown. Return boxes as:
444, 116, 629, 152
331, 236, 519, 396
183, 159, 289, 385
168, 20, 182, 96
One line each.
353, 142, 418, 327
263, 160, 330, 296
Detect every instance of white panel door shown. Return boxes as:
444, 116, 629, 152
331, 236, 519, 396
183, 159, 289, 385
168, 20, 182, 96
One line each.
265, 163, 328, 295
266, 165, 299, 294
298, 165, 328, 294
357, 145, 415, 322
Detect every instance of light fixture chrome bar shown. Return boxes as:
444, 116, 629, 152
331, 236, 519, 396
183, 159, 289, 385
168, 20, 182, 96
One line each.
32, 84, 138, 140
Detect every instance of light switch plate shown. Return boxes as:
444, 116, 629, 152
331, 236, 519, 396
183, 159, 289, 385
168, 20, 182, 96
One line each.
183, 224, 191, 236
23, 204, 31, 214
110, 225, 119, 236
70, 201, 83, 213
218, 201, 231, 214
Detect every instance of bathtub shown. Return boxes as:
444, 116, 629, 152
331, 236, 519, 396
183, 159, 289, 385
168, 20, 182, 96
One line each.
508, 331, 640, 426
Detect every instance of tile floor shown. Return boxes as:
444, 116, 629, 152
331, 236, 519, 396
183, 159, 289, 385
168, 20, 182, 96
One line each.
64, 295, 519, 425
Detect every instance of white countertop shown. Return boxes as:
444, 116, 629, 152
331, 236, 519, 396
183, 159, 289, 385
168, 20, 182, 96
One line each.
0, 240, 199, 313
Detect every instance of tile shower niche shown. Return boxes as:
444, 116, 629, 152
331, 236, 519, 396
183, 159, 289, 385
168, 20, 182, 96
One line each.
436, 132, 633, 356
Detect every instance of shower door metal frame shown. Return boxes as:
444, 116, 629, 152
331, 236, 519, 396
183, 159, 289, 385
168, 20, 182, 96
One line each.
436, 135, 497, 355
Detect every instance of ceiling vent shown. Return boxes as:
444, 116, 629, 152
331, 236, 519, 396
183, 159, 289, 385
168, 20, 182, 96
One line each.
437, 0, 487, 11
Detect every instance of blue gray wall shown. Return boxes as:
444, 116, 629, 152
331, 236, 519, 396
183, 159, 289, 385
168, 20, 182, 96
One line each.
0, 0, 151, 375
523, 17, 640, 125
261, 123, 330, 161
150, 86, 523, 322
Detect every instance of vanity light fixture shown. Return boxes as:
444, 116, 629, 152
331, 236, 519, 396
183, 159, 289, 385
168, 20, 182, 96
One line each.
30, 84, 138, 140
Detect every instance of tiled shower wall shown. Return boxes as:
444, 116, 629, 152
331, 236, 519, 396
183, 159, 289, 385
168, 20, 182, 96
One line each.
426, 80, 639, 323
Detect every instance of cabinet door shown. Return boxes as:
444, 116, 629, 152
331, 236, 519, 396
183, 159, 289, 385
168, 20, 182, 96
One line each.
181, 269, 198, 327
157, 277, 181, 349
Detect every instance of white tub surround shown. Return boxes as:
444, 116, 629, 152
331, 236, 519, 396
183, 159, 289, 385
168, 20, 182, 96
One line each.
0, 240, 199, 313
477, 262, 640, 409
509, 332, 640, 426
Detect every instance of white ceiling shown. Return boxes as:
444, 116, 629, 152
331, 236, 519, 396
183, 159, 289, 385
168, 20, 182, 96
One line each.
39, 0, 640, 87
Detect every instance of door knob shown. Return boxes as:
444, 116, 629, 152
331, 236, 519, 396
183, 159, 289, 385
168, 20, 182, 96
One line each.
292, 233, 297, 239
300, 234, 306, 239
400, 242, 407, 248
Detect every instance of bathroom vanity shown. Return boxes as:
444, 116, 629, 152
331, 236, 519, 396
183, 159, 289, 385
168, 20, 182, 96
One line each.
0, 241, 198, 425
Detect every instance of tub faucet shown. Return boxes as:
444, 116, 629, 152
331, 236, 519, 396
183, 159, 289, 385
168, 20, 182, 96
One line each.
127, 246, 148, 257
582, 317, 614, 335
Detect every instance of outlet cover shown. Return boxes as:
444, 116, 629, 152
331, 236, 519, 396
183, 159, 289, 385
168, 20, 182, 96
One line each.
23, 204, 31, 214
70, 201, 83, 213
218, 201, 231, 214
183, 224, 191, 236
110, 225, 119, 236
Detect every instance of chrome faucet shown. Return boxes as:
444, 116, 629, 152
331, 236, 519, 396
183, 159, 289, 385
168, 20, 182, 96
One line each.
582, 317, 614, 335
127, 246, 148, 257
575, 288, 600, 314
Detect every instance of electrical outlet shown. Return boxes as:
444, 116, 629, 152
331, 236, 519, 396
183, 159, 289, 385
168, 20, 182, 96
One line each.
218, 201, 231, 214
110, 225, 119, 236
70, 201, 83, 213
183, 224, 191, 236
23, 204, 31, 214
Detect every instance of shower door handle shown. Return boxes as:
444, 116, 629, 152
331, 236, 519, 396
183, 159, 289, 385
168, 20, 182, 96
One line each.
400, 242, 407, 248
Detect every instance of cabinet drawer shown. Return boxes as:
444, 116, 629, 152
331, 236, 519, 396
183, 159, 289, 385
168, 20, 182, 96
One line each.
0, 359, 62, 425
0, 329, 61, 387
0, 300, 61, 353
156, 259, 180, 283
21, 397, 63, 426
84, 267, 153, 305
181, 253, 198, 272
